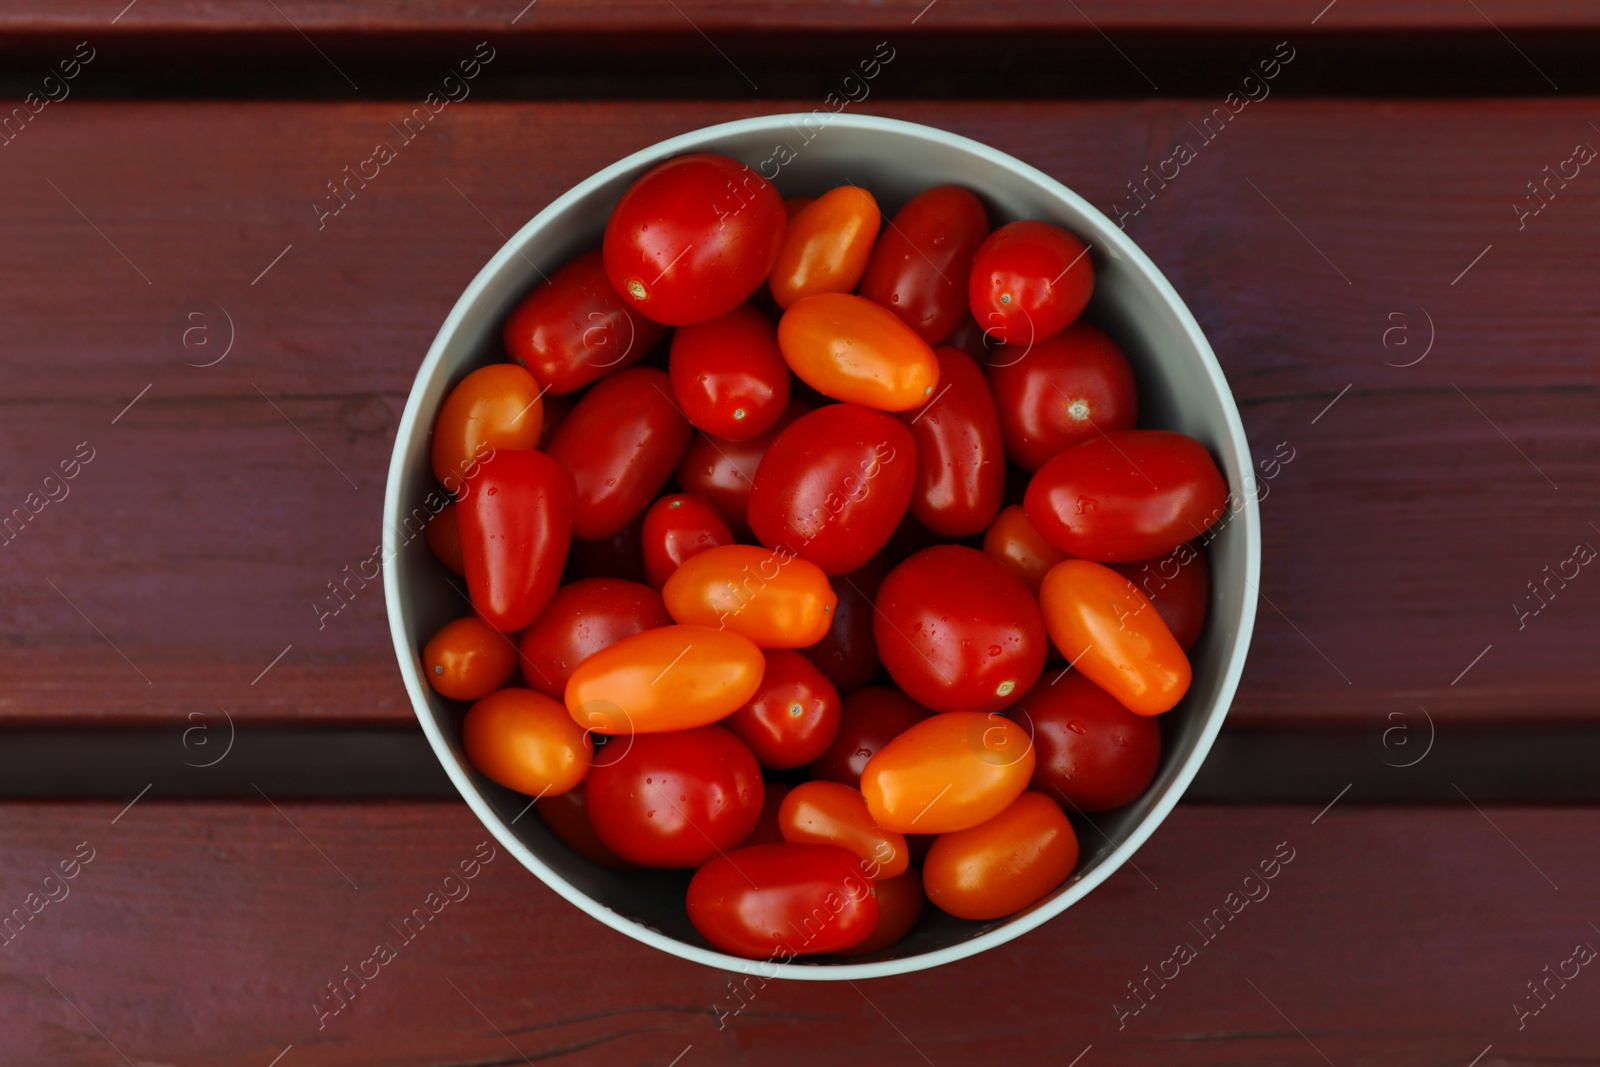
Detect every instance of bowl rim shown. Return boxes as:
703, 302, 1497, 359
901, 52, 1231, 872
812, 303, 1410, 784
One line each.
382, 111, 1261, 981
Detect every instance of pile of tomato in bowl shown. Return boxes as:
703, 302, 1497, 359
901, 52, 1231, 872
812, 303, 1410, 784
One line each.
385, 115, 1258, 978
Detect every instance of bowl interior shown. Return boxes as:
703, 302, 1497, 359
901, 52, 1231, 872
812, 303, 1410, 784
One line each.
383, 114, 1259, 979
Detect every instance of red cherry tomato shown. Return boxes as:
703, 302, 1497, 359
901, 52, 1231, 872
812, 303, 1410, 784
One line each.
1008, 669, 1161, 812
662, 544, 838, 649
896, 346, 1004, 537
423, 616, 519, 701
641, 493, 736, 590
458, 449, 573, 632
777, 293, 940, 412
1023, 430, 1228, 562
922, 791, 1078, 920
860, 712, 1035, 833
722, 650, 841, 769
431, 364, 544, 487
517, 577, 671, 699
668, 304, 791, 441
808, 686, 931, 788
564, 624, 765, 734
687, 843, 877, 957
462, 688, 592, 797
859, 184, 989, 346
747, 403, 917, 576
800, 552, 890, 691
1110, 541, 1210, 651
537, 784, 635, 869
970, 220, 1094, 347
603, 153, 786, 326
833, 869, 925, 956
985, 322, 1138, 471
874, 545, 1047, 714
676, 396, 812, 538
982, 504, 1069, 596
779, 780, 908, 879
584, 725, 764, 868
503, 248, 666, 395
546, 367, 691, 539
425, 500, 464, 575
768, 185, 882, 309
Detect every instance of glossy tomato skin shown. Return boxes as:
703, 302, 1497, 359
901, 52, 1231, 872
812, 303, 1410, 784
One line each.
808, 686, 931, 788
874, 545, 1047, 714
800, 552, 890, 691
641, 493, 736, 590
860, 185, 989, 346
1024, 430, 1228, 562
1110, 541, 1210, 651
778, 294, 940, 412
458, 449, 573, 632
985, 322, 1138, 471
676, 397, 812, 538
503, 248, 666, 394
922, 791, 1079, 920
897, 346, 1004, 537
747, 403, 917, 576
687, 843, 877, 957
982, 504, 1069, 596
662, 544, 838, 649
431, 364, 544, 488
536, 784, 635, 869
860, 711, 1035, 833
723, 650, 841, 768
585, 725, 764, 868
668, 304, 791, 441
1038, 560, 1191, 715
423, 616, 519, 701
604, 153, 786, 326
970, 220, 1095, 347
833, 869, 925, 956
462, 688, 593, 797
546, 367, 692, 539
1008, 670, 1161, 811
779, 780, 908, 879
517, 577, 671, 699
425, 501, 465, 575
564, 624, 765, 734
768, 185, 882, 308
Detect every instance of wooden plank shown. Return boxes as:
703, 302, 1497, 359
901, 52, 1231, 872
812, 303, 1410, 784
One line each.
3, 799, 1596, 1064
0, 99, 1595, 728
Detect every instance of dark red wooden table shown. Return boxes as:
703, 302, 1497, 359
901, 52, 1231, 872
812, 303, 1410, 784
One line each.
3, 3, 1598, 1063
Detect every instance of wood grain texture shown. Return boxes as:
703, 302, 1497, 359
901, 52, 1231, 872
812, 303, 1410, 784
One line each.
0, 99, 1595, 728
2, 799, 1595, 1064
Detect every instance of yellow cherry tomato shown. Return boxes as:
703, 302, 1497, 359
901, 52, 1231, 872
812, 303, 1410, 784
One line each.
922, 791, 1079, 920
768, 185, 882, 308
661, 544, 838, 649
777, 293, 940, 412
462, 688, 592, 796
859, 711, 1035, 833
564, 624, 765, 734
430, 363, 545, 488
779, 780, 909, 879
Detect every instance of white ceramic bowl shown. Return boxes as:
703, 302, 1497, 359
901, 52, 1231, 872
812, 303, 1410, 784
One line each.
383, 113, 1260, 980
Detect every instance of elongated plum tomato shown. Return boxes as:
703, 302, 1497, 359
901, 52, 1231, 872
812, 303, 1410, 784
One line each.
809, 686, 931, 788
982, 504, 1069, 596
502, 248, 667, 395
1038, 560, 1191, 715
676, 396, 811, 538
1007, 670, 1160, 811
896, 346, 1004, 537
462, 688, 592, 797
800, 552, 890, 691
662, 544, 838, 649
422, 616, 518, 701
564, 623, 765, 734
668, 304, 791, 441
425, 501, 464, 575
779, 780, 908, 879
1110, 541, 1210, 652
430, 363, 544, 486
457, 449, 572, 632
687, 843, 877, 957
778, 294, 940, 412
517, 577, 671, 699
970, 220, 1095, 347
603, 153, 786, 326
874, 545, 1047, 713
922, 792, 1079, 920
723, 651, 840, 769
860, 712, 1035, 833
768, 185, 882, 309
833, 869, 925, 956
860, 184, 990, 346
641, 493, 735, 590
747, 403, 917, 576
545, 367, 691, 539
585, 725, 764, 868
985, 322, 1138, 471
536, 784, 634, 869
1024, 430, 1228, 562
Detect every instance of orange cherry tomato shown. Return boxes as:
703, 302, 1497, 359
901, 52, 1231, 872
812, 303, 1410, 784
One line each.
462, 688, 592, 796
982, 504, 1070, 595
779, 780, 908, 879
833, 869, 925, 956
1038, 559, 1191, 715
422, 616, 518, 701
430, 363, 544, 488
922, 791, 1079, 920
426, 501, 465, 575
768, 186, 882, 309
859, 712, 1035, 834
777, 293, 940, 412
661, 544, 838, 649
563, 623, 765, 734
